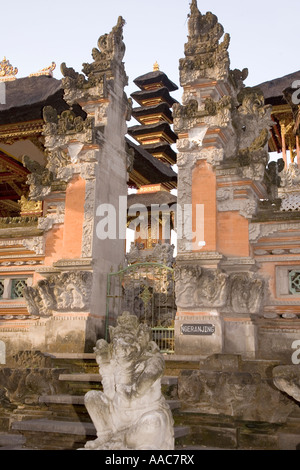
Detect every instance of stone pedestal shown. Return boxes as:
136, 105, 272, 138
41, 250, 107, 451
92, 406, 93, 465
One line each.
174, 313, 223, 356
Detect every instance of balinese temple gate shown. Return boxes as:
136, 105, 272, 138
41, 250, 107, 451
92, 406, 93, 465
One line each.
173, 0, 300, 362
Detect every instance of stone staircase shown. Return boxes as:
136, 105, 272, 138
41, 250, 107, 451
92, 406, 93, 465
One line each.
3, 353, 298, 450
0, 353, 192, 451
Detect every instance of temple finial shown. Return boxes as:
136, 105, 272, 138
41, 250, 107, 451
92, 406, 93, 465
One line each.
153, 61, 160, 71
0, 57, 18, 81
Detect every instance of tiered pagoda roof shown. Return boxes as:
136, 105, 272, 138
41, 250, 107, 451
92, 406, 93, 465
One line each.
126, 137, 177, 191
128, 65, 179, 167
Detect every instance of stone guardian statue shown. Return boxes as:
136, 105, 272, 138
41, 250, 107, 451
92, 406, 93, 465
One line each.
82, 311, 174, 450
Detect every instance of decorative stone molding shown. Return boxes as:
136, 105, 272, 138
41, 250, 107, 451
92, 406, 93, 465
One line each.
273, 365, 300, 403
249, 221, 300, 242
217, 188, 257, 219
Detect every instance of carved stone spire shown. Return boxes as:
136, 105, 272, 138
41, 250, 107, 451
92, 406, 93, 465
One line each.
180, 1, 230, 83
82, 16, 126, 80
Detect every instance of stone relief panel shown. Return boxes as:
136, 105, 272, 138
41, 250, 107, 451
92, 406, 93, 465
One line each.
0, 366, 69, 406
178, 355, 298, 423
175, 265, 264, 314
175, 266, 228, 309
229, 273, 264, 314
23, 271, 92, 317
178, 368, 297, 423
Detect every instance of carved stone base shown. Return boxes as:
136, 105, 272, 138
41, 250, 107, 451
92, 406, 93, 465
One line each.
175, 312, 257, 358
174, 313, 223, 356
0, 313, 102, 360
223, 317, 256, 359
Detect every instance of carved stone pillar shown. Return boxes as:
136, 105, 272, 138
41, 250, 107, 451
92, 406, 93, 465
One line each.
22, 18, 131, 351
174, 2, 270, 358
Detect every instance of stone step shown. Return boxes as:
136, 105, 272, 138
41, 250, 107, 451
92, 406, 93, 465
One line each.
39, 394, 181, 410
45, 353, 96, 360
11, 418, 190, 446
58, 373, 178, 386
0, 433, 26, 448
59, 373, 102, 383
12, 418, 96, 437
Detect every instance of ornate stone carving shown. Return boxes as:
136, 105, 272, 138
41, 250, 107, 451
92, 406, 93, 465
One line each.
60, 63, 89, 90
126, 242, 175, 267
280, 162, 300, 188
61, 16, 127, 98
22, 155, 53, 201
264, 158, 285, 200
232, 87, 273, 181
29, 62, 56, 78
229, 272, 264, 314
23, 271, 92, 316
19, 196, 43, 216
175, 265, 264, 313
177, 1, 272, 190
83, 312, 174, 450
180, 2, 230, 83
175, 265, 228, 309
43, 106, 93, 140
178, 358, 298, 423
0, 366, 68, 406
273, 365, 300, 403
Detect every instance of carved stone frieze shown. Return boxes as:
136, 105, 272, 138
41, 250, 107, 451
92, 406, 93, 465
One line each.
23, 271, 92, 317
178, 356, 298, 423
175, 264, 264, 314
175, 265, 228, 309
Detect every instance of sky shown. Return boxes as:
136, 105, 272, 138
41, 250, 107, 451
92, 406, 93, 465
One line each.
1, 0, 300, 103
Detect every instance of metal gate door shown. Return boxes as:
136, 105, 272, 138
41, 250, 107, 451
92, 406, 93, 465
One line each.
105, 262, 176, 353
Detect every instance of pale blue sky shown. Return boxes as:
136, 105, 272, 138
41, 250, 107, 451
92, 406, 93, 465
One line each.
1, 0, 300, 100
